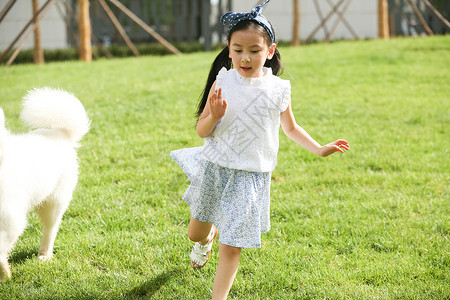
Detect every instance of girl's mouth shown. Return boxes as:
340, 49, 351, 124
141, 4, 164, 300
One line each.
241, 67, 252, 72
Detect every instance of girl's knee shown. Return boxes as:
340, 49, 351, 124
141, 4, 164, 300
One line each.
188, 229, 202, 242
220, 244, 241, 258
188, 218, 213, 242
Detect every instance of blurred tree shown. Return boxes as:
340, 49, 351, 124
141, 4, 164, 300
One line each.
32, 0, 44, 64
292, 0, 300, 45
78, 0, 92, 61
378, 0, 389, 39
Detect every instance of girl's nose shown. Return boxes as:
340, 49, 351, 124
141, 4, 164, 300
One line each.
241, 55, 250, 62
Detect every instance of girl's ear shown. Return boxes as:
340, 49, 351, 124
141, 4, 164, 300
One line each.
267, 43, 276, 60
227, 42, 231, 58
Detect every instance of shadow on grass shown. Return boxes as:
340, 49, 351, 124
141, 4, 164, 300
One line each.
9, 248, 39, 265
127, 267, 185, 298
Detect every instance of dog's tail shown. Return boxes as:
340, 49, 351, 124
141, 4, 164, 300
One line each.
0, 108, 8, 139
20, 87, 90, 143
0, 108, 5, 133
0, 108, 6, 159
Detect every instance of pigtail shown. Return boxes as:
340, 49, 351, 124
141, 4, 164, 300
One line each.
196, 47, 232, 119
264, 48, 283, 76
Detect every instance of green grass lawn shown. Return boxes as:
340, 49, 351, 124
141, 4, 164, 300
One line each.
0, 36, 448, 299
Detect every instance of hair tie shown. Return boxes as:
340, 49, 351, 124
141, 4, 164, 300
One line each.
220, 0, 275, 43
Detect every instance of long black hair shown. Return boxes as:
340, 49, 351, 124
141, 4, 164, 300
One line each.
196, 19, 284, 119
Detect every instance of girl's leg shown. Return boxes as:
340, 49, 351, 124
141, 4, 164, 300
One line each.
212, 243, 242, 300
188, 217, 213, 244
188, 217, 216, 268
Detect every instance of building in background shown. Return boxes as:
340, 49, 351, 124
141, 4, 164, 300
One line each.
0, 0, 448, 52
232, 0, 378, 41
0, 0, 67, 50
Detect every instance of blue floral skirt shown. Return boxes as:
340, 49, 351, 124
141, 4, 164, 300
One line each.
170, 147, 271, 248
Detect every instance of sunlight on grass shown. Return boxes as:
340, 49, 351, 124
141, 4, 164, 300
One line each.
0, 36, 448, 299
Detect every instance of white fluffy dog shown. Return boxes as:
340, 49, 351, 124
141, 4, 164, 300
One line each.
0, 88, 90, 280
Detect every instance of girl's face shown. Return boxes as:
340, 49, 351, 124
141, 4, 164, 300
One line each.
227, 28, 276, 78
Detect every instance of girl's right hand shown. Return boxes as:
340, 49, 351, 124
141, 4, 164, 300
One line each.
209, 88, 227, 120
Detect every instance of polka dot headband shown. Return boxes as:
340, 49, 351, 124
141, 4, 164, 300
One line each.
220, 0, 275, 43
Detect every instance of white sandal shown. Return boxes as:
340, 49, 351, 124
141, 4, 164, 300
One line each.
190, 225, 218, 269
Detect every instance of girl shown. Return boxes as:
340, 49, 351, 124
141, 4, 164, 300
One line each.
171, 1, 349, 299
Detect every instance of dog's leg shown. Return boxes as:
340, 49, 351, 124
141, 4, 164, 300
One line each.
0, 228, 11, 280
0, 256, 11, 281
0, 240, 12, 281
36, 199, 70, 260
0, 209, 28, 281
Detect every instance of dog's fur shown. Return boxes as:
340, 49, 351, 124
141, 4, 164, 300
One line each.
0, 88, 90, 280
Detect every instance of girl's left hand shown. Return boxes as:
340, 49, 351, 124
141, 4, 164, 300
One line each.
319, 139, 350, 157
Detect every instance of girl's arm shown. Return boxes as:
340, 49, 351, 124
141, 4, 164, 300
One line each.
196, 81, 228, 138
280, 104, 349, 157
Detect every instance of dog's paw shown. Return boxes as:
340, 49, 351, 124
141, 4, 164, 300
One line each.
0, 263, 11, 281
37, 254, 53, 262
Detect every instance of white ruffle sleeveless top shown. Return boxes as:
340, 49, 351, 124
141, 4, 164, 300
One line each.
202, 67, 291, 172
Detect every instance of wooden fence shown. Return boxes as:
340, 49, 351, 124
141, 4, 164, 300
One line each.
77, 0, 232, 51
388, 0, 450, 36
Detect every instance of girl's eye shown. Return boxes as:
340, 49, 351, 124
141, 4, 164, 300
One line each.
252, 50, 260, 53
234, 50, 242, 53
